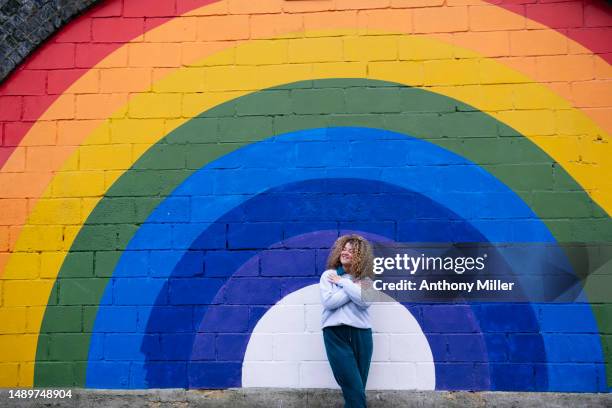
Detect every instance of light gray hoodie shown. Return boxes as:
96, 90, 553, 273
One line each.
320, 269, 372, 329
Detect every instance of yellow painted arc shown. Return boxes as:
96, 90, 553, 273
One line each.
4, 30, 612, 285
1, 31, 611, 386
3, 2, 611, 173
1, 1, 611, 260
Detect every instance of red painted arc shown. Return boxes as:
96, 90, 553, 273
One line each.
0, 0, 216, 165
501, 0, 612, 55
0, 0, 610, 168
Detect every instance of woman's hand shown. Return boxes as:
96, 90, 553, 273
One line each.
328, 273, 342, 285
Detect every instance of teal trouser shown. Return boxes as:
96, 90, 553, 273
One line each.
323, 324, 373, 408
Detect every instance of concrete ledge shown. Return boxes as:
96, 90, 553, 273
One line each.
2, 388, 611, 407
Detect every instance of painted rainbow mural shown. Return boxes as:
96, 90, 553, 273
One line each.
0, 0, 610, 392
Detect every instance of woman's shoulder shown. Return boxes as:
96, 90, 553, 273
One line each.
319, 269, 335, 286
320, 269, 338, 279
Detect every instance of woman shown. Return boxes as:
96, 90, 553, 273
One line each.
320, 234, 374, 408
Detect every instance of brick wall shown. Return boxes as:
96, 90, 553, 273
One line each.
0, 0, 610, 392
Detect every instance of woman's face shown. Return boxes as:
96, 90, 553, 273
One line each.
340, 242, 355, 269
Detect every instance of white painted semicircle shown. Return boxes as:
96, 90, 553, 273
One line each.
242, 284, 436, 390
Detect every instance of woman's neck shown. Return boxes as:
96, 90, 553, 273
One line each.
343, 266, 359, 280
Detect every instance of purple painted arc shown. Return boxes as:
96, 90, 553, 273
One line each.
85, 127, 579, 390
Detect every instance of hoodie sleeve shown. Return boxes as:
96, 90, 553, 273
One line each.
320, 270, 351, 310
337, 278, 371, 309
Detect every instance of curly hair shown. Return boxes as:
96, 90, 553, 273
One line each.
326, 234, 374, 280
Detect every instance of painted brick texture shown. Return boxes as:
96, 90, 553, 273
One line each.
0, 0, 610, 393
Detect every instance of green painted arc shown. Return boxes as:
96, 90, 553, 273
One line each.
35, 78, 612, 387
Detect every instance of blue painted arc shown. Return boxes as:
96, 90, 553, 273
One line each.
85, 127, 603, 391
